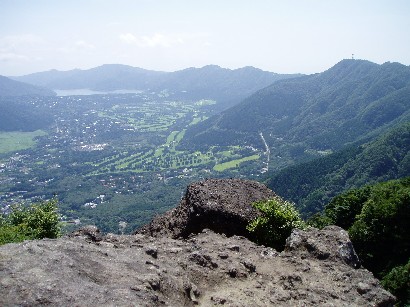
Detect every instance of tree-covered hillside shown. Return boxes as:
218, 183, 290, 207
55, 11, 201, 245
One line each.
266, 122, 410, 216
308, 177, 410, 306
0, 96, 53, 131
0, 75, 55, 97
182, 60, 410, 153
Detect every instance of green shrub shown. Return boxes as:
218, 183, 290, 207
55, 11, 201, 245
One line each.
0, 199, 61, 246
381, 259, 410, 307
0, 224, 29, 245
306, 212, 333, 229
348, 181, 410, 277
305, 177, 410, 305
247, 197, 306, 250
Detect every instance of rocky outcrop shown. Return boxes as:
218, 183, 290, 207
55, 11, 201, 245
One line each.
285, 226, 362, 269
0, 179, 396, 306
136, 178, 276, 239
0, 226, 394, 306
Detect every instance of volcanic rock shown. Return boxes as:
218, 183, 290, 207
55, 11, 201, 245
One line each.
0, 179, 396, 306
136, 178, 276, 238
0, 227, 395, 306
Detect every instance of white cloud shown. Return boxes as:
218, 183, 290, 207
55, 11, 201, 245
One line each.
0, 34, 45, 49
0, 52, 30, 62
0, 36, 48, 75
0, 35, 46, 63
119, 33, 138, 44
57, 40, 96, 54
119, 32, 184, 48
75, 40, 95, 50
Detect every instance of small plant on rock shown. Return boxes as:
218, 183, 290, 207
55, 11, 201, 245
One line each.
247, 197, 306, 250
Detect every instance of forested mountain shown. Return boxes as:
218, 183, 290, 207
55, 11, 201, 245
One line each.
154, 65, 298, 108
0, 96, 52, 131
181, 59, 410, 151
0, 75, 56, 97
266, 122, 410, 216
12, 64, 299, 109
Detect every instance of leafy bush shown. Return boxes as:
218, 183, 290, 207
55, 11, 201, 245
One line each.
306, 212, 333, 229
0, 199, 61, 245
307, 177, 410, 305
381, 259, 410, 307
247, 197, 306, 250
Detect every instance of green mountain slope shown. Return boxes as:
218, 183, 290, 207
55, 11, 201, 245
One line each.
266, 122, 410, 216
0, 76, 55, 131
0, 75, 55, 97
0, 96, 52, 131
182, 59, 410, 151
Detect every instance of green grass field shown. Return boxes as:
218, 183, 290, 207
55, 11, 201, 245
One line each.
0, 130, 47, 154
213, 155, 259, 172
83, 100, 263, 176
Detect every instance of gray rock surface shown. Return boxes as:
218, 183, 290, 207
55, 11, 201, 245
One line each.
0, 227, 395, 306
0, 179, 396, 306
136, 178, 276, 239
285, 225, 361, 269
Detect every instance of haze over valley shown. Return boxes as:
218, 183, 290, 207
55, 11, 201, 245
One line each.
0, 58, 409, 233
0, 64, 300, 231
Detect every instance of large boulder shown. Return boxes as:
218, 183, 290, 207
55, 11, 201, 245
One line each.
285, 225, 361, 269
136, 178, 276, 239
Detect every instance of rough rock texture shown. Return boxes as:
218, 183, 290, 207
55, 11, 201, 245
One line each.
285, 226, 362, 269
0, 179, 396, 305
0, 227, 394, 306
136, 178, 276, 239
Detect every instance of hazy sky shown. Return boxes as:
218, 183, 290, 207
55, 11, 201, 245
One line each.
1, 0, 410, 76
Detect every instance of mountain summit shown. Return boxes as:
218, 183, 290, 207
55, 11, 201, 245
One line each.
181, 59, 410, 153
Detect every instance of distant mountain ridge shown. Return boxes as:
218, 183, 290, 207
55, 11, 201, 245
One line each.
12, 64, 164, 92
181, 59, 410, 153
12, 64, 300, 109
0, 75, 56, 97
